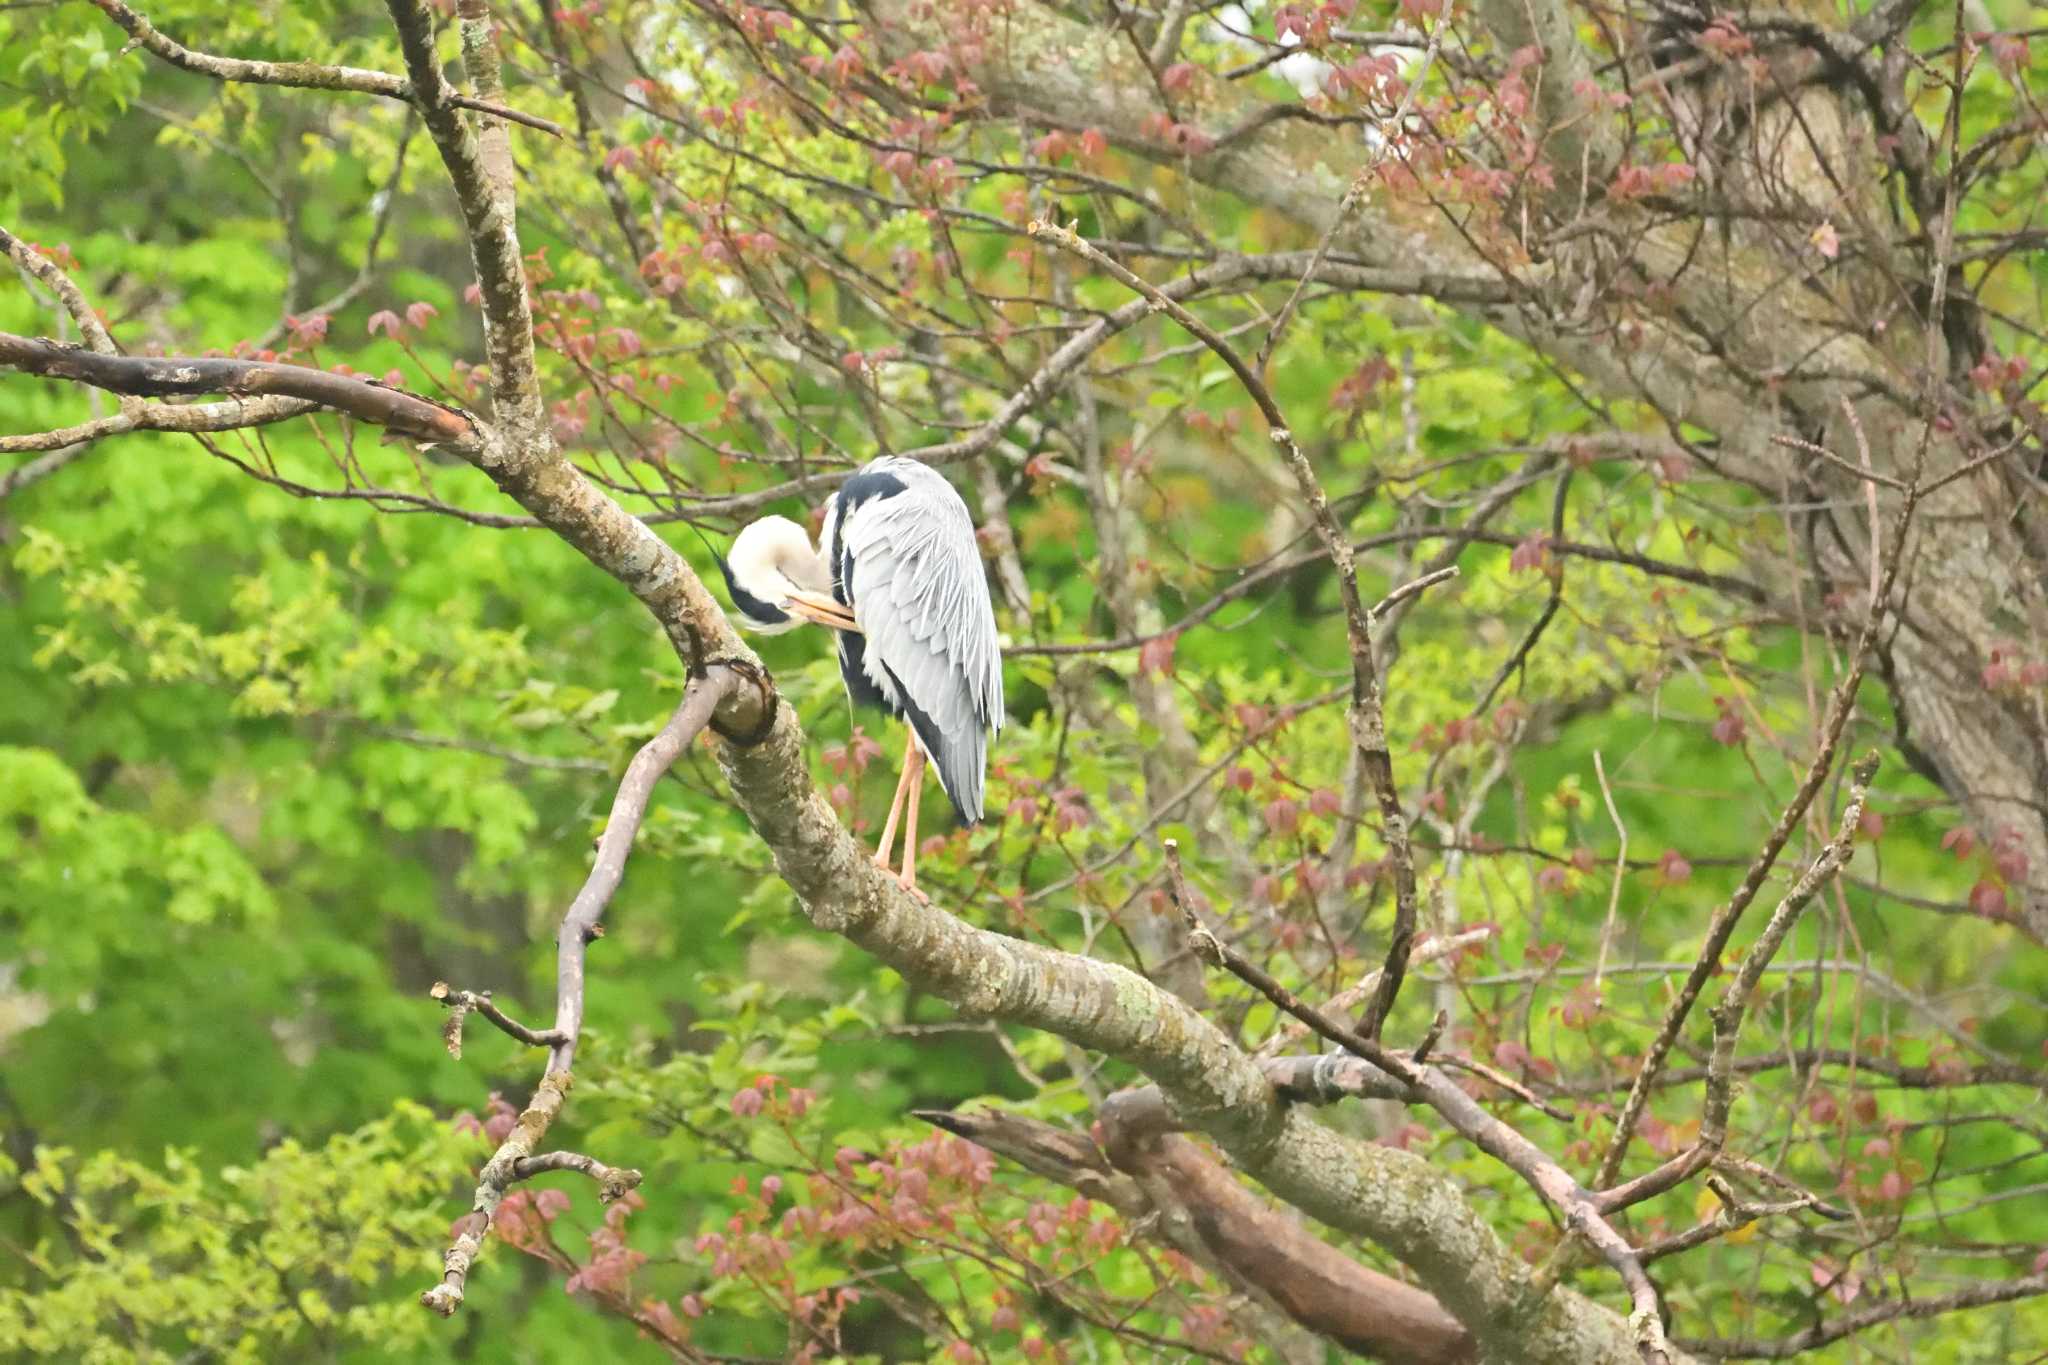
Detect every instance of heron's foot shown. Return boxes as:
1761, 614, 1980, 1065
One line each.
872, 850, 894, 871
895, 871, 930, 904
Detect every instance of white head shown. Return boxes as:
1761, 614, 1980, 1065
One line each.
719, 515, 832, 634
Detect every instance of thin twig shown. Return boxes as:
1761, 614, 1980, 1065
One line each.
1029, 220, 1424, 1043
1594, 475, 1920, 1189
431, 982, 566, 1055
1253, 18, 1446, 374
1596, 752, 1882, 1215
1591, 751, 1628, 995
1371, 564, 1460, 618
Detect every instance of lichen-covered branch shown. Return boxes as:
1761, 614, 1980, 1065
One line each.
383, 0, 546, 431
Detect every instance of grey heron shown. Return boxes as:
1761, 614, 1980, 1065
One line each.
716, 456, 1004, 898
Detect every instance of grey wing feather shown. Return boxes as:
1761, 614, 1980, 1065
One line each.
840, 459, 1004, 821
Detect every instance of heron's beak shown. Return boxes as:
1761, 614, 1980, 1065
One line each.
783, 590, 859, 632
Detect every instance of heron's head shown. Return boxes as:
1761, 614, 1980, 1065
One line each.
718, 515, 832, 634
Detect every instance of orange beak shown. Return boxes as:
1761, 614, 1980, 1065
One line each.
783, 590, 859, 632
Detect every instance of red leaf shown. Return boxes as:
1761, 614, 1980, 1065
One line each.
285, 312, 330, 346
1262, 797, 1300, 835
1160, 62, 1198, 93
1968, 878, 2009, 919
1138, 630, 1179, 678
1509, 532, 1550, 574
1810, 1258, 1862, 1305
366, 309, 402, 338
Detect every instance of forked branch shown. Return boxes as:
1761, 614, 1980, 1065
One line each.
420, 673, 737, 1316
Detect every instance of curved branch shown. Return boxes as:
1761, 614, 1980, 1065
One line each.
1676, 1271, 2048, 1359
422, 673, 737, 1316
0, 333, 474, 444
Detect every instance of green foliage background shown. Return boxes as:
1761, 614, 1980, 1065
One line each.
2, 2, 2043, 1361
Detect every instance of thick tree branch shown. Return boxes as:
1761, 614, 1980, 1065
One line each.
0, 334, 473, 445
921, 1105, 1477, 1364
384, 0, 547, 429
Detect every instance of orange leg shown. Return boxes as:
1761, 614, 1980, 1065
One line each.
897, 737, 928, 902
871, 729, 918, 870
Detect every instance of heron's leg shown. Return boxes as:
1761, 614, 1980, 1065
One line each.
871, 730, 917, 869
898, 738, 928, 902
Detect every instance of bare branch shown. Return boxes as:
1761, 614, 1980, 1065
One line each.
1371, 565, 1461, 618
920, 1104, 1478, 1364
1676, 1270, 2048, 1358
430, 982, 565, 1055
0, 442, 98, 499
0, 334, 473, 445
1, 227, 118, 355
421, 674, 737, 1316
508, 1150, 644, 1203
88, 0, 563, 134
